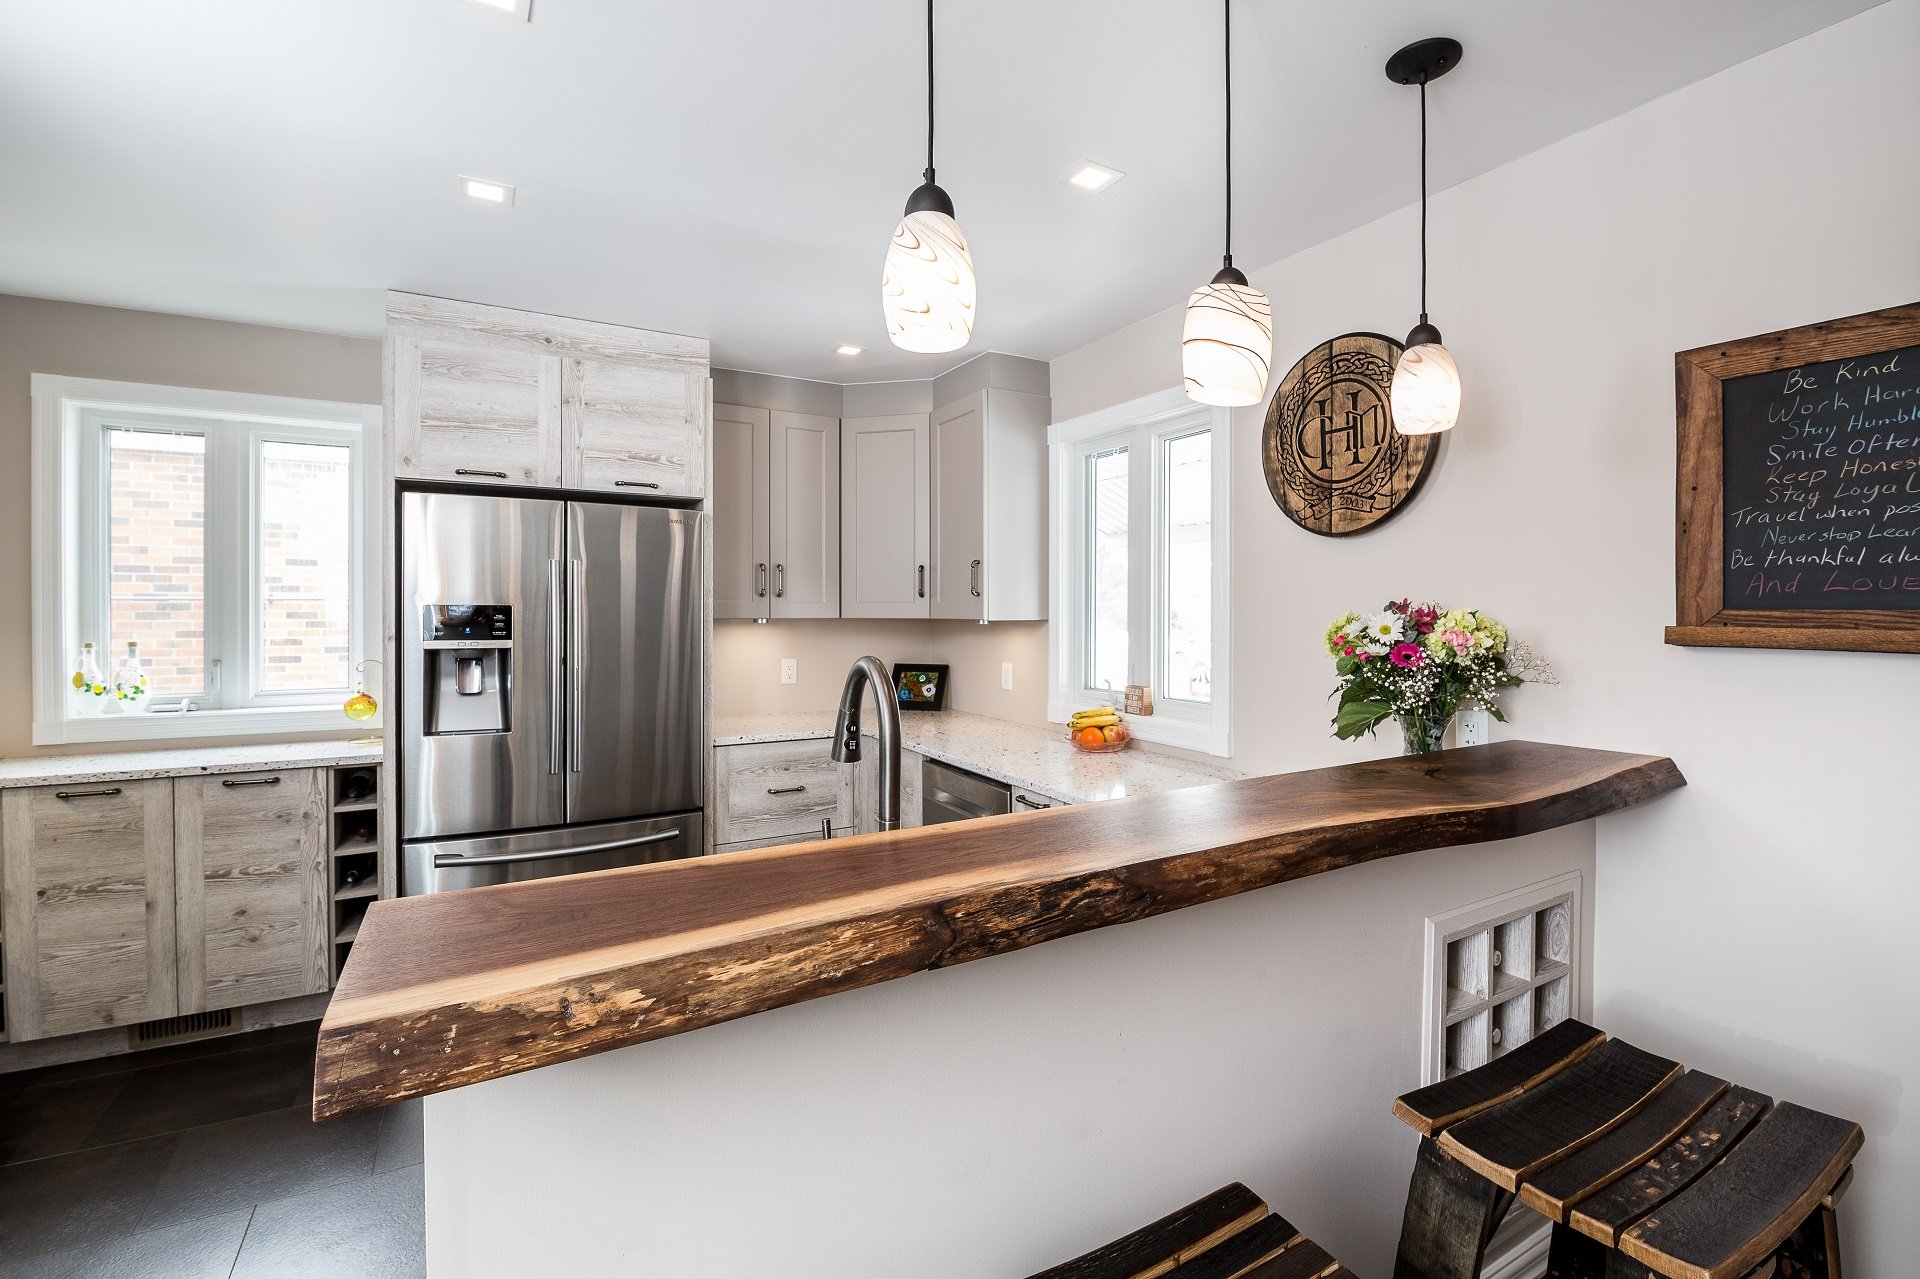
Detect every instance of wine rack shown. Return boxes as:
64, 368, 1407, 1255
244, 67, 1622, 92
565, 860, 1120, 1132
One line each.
327, 763, 384, 982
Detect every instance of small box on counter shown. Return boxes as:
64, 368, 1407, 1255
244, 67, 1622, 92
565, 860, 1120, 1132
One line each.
1124, 684, 1153, 716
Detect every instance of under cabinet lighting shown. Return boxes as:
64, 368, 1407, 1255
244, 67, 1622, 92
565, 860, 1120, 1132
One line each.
459, 176, 516, 205
1062, 160, 1125, 193
835, 344, 864, 357
459, 0, 533, 20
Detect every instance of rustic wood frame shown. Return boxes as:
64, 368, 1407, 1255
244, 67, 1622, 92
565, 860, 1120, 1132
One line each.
1667, 301, 1920, 654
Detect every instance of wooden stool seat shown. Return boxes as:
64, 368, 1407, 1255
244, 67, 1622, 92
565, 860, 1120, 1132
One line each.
1390, 1019, 1863, 1279
1027, 1183, 1356, 1279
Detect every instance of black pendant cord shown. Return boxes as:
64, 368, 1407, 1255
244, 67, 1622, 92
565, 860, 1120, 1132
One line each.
1222, 0, 1232, 270
1418, 74, 1428, 325
924, 0, 936, 186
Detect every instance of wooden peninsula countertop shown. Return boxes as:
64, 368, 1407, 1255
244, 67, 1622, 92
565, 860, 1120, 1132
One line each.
312, 741, 1683, 1119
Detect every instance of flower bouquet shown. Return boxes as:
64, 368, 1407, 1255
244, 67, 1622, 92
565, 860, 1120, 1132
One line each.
1323, 599, 1547, 754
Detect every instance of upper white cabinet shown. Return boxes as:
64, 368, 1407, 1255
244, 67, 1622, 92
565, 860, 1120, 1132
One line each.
841, 414, 932, 619
713, 406, 840, 621
931, 389, 1050, 621
713, 405, 772, 618
769, 412, 840, 619
387, 293, 710, 498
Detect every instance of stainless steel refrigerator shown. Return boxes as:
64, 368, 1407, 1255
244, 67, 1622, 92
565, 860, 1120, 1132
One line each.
397, 490, 705, 894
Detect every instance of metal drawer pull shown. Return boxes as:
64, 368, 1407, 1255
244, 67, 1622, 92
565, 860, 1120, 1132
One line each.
1014, 794, 1052, 810
774, 564, 785, 598
55, 787, 122, 799
455, 468, 508, 479
615, 480, 661, 489
757, 563, 768, 597
222, 776, 281, 788
917, 564, 926, 598
767, 784, 807, 795
434, 828, 681, 868
970, 558, 982, 598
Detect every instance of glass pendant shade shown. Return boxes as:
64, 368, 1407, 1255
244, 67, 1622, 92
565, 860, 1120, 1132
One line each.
1389, 341, 1462, 435
1182, 274, 1273, 407
882, 207, 975, 355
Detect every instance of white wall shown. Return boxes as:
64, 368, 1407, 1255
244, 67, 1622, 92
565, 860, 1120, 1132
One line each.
427, 824, 1596, 1278
1052, 2, 1919, 1267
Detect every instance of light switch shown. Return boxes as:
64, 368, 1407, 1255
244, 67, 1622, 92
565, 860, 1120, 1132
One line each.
780, 658, 797, 685
1001, 662, 1013, 691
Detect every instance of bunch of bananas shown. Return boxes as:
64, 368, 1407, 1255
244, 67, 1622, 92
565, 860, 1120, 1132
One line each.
1070, 706, 1121, 729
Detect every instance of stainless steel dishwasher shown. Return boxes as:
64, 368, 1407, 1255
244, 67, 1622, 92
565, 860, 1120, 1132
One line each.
920, 758, 1012, 824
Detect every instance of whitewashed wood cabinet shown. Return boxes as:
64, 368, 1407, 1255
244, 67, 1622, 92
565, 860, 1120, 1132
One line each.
930, 389, 1051, 622
2, 770, 336, 1042
173, 770, 330, 1014
840, 414, 932, 619
1, 780, 178, 1042
711, 740, 854, 851
386, 293, 710, 498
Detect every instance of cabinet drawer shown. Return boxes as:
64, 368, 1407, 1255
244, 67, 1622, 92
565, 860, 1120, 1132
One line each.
713, 741, 851, 844
713, 825, 849, 856
1011, 788, 1072, 812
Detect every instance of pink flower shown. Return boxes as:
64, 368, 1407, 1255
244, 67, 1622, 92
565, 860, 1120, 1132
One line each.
1389, 641, 1425, 668
1442, 628, 1473, 656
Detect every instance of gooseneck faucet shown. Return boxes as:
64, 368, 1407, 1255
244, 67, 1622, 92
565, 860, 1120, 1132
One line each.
831, 656, 902, 832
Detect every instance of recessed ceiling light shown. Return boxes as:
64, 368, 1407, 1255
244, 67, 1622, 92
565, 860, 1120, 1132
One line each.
459, 176, 515, 205
459, 0, 533, 20
1062, 160, 1125, 193
835, 344, 863, 357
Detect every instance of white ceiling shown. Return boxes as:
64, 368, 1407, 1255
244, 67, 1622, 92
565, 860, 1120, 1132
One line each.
0, 0, 1885, 383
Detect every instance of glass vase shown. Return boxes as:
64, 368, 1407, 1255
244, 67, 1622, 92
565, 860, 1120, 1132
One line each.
1397, 713, 1447, 755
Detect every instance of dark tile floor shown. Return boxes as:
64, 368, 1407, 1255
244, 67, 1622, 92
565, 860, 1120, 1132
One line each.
0, 1023, 423, 1278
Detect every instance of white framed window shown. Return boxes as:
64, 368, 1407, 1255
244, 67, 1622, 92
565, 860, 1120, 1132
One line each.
31, 375, 380, 744
1048, 387, 1231, 756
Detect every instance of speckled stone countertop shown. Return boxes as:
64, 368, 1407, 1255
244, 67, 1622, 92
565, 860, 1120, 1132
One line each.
712, 710, 1240, 804
0, 739, 384, 789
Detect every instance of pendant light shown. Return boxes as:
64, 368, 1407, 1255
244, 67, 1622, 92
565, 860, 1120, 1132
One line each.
1385, 37, 1464, 436
881, 0, 975, 354
1182, 0, 1272, 408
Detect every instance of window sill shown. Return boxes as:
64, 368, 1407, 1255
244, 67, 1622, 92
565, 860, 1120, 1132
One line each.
33, 705, 376, 746
1048, 700, 1229, 757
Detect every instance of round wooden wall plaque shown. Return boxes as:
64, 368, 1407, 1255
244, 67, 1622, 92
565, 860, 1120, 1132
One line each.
1261, 331, 1437, 536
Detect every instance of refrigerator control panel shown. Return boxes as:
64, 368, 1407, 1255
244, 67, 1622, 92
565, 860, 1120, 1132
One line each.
422, 604, 513, 649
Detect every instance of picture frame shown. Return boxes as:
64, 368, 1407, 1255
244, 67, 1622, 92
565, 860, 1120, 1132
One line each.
891, 663, 950, 711
1667, 301, 1920, 654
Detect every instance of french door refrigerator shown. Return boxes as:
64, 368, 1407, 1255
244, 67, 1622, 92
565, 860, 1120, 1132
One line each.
398, 490, 705, 894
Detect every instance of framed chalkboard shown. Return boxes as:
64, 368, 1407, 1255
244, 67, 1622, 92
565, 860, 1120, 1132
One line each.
1668, 301, 1920, 653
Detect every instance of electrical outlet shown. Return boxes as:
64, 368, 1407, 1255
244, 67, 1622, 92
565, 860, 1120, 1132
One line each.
1001, 662, 1014, 691
780, 658, 797, 685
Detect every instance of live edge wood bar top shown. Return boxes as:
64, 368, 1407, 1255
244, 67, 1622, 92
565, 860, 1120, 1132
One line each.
311, 741, 1682, 1120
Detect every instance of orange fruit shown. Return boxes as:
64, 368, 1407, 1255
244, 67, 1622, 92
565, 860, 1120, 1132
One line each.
1074, 726, 1106, 748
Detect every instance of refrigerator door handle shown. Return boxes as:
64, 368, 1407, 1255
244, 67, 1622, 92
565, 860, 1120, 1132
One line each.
433, 828, 682, 868
567, 557, 584, 774
547, 558, 565, 776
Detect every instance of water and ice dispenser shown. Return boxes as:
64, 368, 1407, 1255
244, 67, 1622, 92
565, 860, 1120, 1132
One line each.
421, 604, 512, 735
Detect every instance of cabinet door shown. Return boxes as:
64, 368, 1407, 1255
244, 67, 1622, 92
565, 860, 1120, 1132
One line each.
173, 770, 329, 1013
390, 334, 563, 487
931, 393, 987, 620
979, 389, 1052, 621
713, 404, 772, 620
840, 414, 931, 619
1, 781, 177, 1041
563, 356, 709, 498
770, 411, 841, 619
